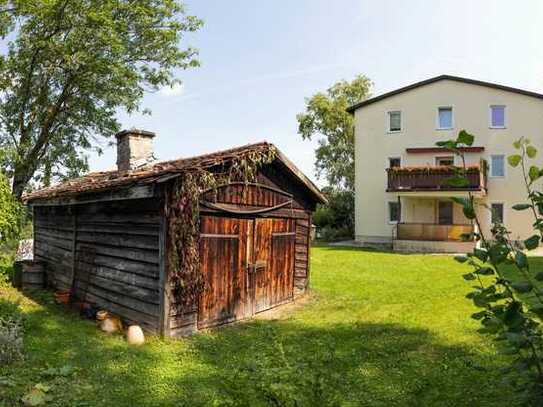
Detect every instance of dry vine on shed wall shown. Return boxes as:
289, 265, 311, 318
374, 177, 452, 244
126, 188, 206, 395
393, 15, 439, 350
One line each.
164, 147, 277, 312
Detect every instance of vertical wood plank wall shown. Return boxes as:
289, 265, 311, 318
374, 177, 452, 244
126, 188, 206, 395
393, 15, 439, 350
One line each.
34, 199, 162, 333
33, 206, 76, 289
294, 216, 311, 295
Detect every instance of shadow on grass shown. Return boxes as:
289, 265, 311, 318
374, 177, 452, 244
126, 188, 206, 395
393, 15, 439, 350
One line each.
1, 294, 518, 407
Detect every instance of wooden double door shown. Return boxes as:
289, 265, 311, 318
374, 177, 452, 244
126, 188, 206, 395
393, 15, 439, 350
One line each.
198, 215, 296, 329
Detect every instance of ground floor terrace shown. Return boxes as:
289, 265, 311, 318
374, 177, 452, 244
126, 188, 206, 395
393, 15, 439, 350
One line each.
391, 194, 478, 253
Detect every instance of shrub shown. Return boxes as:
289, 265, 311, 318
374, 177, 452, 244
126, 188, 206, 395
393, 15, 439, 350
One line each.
0, 251, 14, 288
0, 299, 24, 364
314, 188, 354, 241
318, 225, 353, 242
0, 317, 24, 364
440, 131, 543, 404
0, 172, 24, 244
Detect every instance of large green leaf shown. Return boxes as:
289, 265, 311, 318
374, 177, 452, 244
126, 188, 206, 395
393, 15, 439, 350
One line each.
455, 255, 468, 263
480, 316, 501, 333
507, 154, 522, 167
526, 145, 537, 158
471, 310, 487, 320
451, 196, 476, 219
475, 267, 494, 275
512, 204, 531, 211
452, 197, 469, 207
523, 235, 540, 250
473, 293, 490, 308
463, 205, 476, 219
436, 140, 457, 149
529, 165, 541, 182
488, 244, 509, 264
503, 301, 524, 328
457, 130, 474, 146
473, 248, 488, 262
514, 251, 528, 268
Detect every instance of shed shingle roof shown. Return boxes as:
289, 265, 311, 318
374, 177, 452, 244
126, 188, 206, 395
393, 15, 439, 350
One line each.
25, 141, 326, 204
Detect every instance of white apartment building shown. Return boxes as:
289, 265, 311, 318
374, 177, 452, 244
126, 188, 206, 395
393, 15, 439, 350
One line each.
348, 75, 543, 252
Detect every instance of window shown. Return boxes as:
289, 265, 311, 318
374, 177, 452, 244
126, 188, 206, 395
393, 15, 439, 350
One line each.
490, 105, 506, 128
388, 201, 401, 223
490, 155, 505, 177
389, 157, 401, 168
388, 111, 402, 132
491, 203, 504, 224
436, 156, 455, 166
437, 107, 453, 129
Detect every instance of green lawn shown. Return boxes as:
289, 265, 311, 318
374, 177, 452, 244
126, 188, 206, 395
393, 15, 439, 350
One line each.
0, 246, 523, 406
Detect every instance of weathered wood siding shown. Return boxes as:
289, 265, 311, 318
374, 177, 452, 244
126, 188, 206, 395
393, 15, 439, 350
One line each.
34, 199, 162, 333
294, 216, 311, 295
200, 167, 314, 297
34, 206, 76, 290
33, 161, 318, 338
168, 165, 315, 336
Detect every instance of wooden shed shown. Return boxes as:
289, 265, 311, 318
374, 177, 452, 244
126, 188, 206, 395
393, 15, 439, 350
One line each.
25, 130, 325, 336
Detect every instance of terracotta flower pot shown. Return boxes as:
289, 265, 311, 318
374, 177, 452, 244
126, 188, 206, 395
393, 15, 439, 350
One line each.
96, 310, 109, 321
54, 290, 70, 304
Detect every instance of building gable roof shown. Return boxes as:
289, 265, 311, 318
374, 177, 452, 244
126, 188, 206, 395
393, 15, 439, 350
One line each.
25, 142, 327, 205
347, 74, 543, 113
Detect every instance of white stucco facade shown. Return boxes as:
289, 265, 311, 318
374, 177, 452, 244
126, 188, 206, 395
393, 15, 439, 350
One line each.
352, 76, 543, 250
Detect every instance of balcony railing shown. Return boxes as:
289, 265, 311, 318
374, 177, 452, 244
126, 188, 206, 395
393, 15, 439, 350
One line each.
387, 165, 486, 192
396, 223, 474, 241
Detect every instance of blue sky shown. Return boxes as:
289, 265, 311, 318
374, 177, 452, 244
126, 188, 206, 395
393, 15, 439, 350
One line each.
91, 0, 543, 186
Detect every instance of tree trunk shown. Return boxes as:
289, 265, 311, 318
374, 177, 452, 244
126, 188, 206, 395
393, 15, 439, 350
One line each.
12, 179, 26, 200
11, 163, 33, 200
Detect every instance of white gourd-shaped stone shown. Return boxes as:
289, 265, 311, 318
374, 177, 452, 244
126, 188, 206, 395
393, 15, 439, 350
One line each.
126, 325, 145, 345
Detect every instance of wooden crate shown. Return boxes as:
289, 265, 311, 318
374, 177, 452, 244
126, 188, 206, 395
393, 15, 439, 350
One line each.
21, 261, 45, 290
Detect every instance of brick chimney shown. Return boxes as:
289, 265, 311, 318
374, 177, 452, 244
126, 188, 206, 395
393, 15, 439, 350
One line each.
115, 129, 156, 172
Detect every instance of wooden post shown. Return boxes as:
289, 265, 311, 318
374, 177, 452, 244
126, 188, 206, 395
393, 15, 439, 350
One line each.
397, 196, 401, 223
306, 213, 311, 291
396, 196, 402, 240
158, 210, 170, 337
69, 206, 78, 296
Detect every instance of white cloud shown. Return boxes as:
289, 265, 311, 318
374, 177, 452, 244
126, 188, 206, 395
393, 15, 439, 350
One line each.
159, 83, 184, 97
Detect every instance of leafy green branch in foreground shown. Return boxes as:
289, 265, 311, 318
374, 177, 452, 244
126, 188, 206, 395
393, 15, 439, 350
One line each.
441, 131, 543, 404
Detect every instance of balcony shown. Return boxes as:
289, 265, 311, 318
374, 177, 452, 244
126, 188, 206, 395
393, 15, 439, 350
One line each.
396, 223, 474, 242
387, 165, 486, 193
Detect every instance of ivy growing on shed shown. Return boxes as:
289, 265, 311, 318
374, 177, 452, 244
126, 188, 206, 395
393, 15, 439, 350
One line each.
164, 146, 277, 311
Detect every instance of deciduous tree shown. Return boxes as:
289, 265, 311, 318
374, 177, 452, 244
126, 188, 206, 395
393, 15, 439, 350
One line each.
0, 0, 202, 198
297, 75, 371, 191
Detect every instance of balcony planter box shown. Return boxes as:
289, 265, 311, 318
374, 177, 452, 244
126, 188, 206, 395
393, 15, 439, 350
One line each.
387, 165, 486, 192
